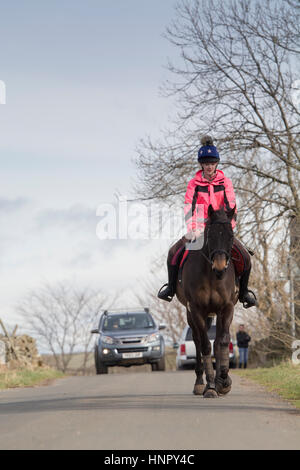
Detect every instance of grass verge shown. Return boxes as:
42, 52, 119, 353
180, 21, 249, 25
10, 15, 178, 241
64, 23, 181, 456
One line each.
0, 367, 64, 390
235, 361, 300, 409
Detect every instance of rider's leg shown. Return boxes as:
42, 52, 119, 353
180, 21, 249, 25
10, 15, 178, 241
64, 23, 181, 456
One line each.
157, 236, 187, 302
233, 238, 258, 309
157, 263, 178, 302
239, 267, 257, 308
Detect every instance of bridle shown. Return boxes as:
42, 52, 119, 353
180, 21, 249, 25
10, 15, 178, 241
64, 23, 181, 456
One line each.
201, 221, 233, 268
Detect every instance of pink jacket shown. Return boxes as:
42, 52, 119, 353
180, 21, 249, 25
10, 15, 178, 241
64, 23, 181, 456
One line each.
184, 169, 237, 232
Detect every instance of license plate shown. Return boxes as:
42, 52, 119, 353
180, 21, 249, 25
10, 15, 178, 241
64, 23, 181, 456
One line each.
122, 352, 143, 359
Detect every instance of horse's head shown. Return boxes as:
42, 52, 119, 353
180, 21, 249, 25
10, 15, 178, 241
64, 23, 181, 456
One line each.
205, 205, 235, 279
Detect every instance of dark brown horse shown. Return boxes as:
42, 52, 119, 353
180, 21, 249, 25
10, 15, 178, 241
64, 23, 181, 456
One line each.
176, 205, 238, 398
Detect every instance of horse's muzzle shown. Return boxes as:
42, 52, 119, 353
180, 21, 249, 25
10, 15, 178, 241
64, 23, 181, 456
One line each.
212, 253, 229, 279
212, 267, 227, 280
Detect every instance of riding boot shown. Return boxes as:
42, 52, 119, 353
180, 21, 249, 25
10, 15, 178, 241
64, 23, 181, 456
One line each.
157, 264, 178, 302
239, 268, 258, 308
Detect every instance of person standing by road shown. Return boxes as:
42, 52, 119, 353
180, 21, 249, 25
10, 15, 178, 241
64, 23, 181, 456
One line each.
236, 324, 251, 368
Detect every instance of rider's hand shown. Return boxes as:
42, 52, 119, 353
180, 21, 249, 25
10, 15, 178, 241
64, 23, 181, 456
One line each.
193, 229, 202, 239
186, 230, 202, 242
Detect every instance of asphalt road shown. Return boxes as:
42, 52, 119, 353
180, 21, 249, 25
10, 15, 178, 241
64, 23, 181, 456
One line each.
0, 370, 299, 450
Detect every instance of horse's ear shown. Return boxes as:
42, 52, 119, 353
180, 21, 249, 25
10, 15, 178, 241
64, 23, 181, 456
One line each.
208, 205, 214, 218
226, 205, 236, 220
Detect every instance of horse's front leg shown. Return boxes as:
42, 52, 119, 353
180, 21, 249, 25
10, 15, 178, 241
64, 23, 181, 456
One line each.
191, 309, 218, 398
193, 334, 206, 396
187, 309, 205, 395
215, 303, 234, 395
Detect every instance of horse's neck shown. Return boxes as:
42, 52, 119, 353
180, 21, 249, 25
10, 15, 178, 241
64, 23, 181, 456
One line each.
201, 239, 210, 261
193, 245, 211, 274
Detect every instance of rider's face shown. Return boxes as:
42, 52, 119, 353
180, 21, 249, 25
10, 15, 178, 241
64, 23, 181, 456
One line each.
202, 162, 218, 178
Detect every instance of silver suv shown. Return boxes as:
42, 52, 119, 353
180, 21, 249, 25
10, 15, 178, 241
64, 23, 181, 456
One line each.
92, 309, 166, 374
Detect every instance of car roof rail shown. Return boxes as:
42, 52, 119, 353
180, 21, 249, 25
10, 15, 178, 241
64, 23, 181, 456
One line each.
102, 307, 149, 314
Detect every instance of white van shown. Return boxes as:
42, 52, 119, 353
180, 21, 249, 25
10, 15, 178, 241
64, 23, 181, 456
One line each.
176, 324, 237, 370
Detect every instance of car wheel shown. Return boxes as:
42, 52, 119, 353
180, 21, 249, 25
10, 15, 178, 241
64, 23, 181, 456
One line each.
96, 360, 108, 374
153, 356, 166, 371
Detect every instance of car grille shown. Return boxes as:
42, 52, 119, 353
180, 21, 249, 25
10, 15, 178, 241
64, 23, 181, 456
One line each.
117, 347, 148, 353
120, 337, 143, 344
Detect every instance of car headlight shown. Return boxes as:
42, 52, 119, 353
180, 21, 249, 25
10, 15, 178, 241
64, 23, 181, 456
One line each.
101, 335, 117, 345
142, 333, 160, 344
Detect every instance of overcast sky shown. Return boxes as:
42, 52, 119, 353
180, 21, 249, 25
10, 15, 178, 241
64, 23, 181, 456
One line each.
0, 0, 181, 329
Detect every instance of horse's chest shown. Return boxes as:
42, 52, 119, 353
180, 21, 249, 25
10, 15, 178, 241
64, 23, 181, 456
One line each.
210, 289, 223, 305
198, 286, 224, 308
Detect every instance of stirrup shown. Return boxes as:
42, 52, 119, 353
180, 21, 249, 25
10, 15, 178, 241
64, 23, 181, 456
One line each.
242, 290, 258, 309
157, 284, 174, 302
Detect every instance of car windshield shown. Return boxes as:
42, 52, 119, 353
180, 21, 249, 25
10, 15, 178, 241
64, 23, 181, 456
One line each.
186, 325, 216, 341
102, 313, 155, 331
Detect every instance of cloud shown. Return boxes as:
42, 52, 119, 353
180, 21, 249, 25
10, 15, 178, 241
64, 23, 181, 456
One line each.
35, 204, 97, 231
0, 194, 170, 328
0, 197, 28, 212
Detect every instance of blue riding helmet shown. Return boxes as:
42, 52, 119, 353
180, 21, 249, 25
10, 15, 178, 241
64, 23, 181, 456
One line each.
198, 135, 220, 164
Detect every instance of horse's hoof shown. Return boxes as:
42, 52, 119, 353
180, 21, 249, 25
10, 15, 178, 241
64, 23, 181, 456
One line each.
215, 376, 232, 395
193, 384, 205, 395
203, 388, 218, 398
217, 385, 232, 395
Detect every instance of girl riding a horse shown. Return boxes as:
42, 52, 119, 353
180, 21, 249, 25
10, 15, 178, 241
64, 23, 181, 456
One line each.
158, 136, 257, 309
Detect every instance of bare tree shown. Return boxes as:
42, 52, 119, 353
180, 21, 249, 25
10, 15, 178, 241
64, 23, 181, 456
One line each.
135, 0, 300, 220
232, 182, 300, 364
18, 282, 111, 373
134, 0, 300, 354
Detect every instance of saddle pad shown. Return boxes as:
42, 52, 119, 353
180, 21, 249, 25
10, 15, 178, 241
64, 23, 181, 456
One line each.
179, 249, 189, 269
231, 244, 245, 276
178, 249, 189, 284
